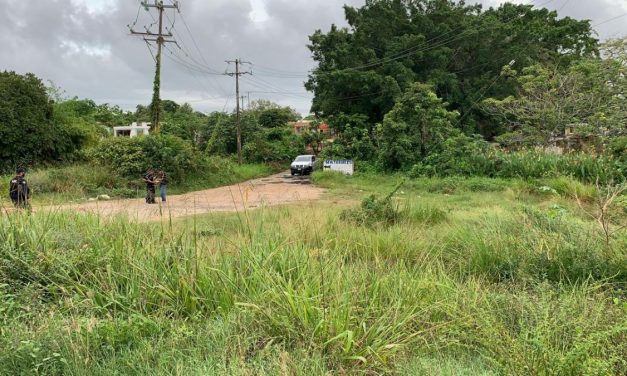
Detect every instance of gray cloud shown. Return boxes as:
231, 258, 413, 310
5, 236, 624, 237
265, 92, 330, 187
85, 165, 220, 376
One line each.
0, 0, 624, 116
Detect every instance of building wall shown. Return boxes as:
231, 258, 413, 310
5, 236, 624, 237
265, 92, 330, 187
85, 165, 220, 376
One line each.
113, 122, 151, 137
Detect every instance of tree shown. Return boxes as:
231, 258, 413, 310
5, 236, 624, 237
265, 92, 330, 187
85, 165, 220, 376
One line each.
204, 112, 234, 155
376, 83, 459, 170
482, 54, 626, 147
52, 98, 107, 150
306, 0, 598, 137
258, 107, 299, 128
162, 99, 180, 114
243, 127, 305, 163
602, 37, 627, 65
93, 103, 132, 128
161, 103, 208, 148
300, 120, 327, 155
321, 113, 376, 161
0, 71, 58, 167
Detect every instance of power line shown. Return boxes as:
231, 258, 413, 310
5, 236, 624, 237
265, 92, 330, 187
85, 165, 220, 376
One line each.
241, 77, 310, 100
176, 6, 220, 73
245, 75, 309, 97
151, 0, 558, 105
144, 39, 157, 63
129, 2, 142, 29
557, 0, 572, 12
142, 0, 229, 98
251, 0, 557, 77
145, 1, 232, 100
314, 7, 523, 73
593, 12, 627, 28
161, 44, 234, 106
247, 90, 310, 95
182, 94, 234, 103
162, 44, 221, 75
163, 10, 220, 74
454, 60, 516, 127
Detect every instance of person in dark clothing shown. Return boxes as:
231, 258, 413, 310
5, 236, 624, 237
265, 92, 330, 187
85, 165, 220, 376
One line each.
158, 170, 168, 202
9, 168, 30, 209
143, 168, 157, 204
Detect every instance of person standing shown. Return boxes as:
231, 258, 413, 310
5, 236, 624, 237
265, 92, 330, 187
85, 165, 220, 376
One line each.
142, 168, 156, 204
9, 167, 30, 209
158, 170, 168, 202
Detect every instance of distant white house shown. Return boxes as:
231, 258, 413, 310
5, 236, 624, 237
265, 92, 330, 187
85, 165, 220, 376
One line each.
113, 122, 151, 137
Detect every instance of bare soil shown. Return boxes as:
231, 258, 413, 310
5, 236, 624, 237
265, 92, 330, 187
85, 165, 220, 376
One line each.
45, 172, 323, 221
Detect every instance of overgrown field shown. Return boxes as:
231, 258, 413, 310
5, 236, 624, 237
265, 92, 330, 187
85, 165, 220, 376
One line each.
1, 172, 625, 375
0, 157, 277, 205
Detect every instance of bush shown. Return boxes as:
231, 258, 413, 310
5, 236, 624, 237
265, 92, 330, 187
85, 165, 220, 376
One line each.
608, 136, 627, 160
26, 164, 120, 196
89, 135, 201, 182
410, 135, 496, 177
243, 128, 304, 163
340, 182, 405, 227
409, 136, 624, 184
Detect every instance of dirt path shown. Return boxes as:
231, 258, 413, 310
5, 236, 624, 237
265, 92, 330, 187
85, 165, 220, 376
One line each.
45, 172, 323, 221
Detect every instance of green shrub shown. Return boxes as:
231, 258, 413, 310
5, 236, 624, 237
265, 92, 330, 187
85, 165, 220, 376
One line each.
608, 136, 627, 160
89, 135, 201, 182
242, 128, 304, 163
409, 136, 624, 184
410, 135, 496, 177
341, 182, 405, 227
26, 165, 119, 195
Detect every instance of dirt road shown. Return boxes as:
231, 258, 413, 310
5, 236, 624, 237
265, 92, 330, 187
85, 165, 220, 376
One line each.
47, 172, 323, 221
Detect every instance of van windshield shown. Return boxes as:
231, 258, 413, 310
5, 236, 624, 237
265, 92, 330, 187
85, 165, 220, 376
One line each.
295, 156, 311, 162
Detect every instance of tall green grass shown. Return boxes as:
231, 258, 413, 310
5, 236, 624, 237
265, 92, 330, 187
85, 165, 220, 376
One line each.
1, 176, 625, 374
412, 149, 625, 184
0, 158, 278, 204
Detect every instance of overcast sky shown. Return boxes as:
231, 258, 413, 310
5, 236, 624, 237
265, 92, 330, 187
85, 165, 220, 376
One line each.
1, 0, 625, 117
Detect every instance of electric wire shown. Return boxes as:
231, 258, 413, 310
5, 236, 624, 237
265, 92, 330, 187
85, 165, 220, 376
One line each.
133, 0, 617, 114
162, 44, 233, 101
142, 0, 557, 103
250, 0, 557, 77
144, 39, 157, 63
592, 12, 627, 28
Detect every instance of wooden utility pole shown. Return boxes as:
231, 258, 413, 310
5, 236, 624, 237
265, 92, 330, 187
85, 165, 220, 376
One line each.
130, 1, 179, 133
225, 59, 251, 164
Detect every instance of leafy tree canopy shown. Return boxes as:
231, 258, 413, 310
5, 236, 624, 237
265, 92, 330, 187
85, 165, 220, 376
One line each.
0, 71, 88, 169
482, 43, 626, 147
376, 82, 459, 170
307, 0, 598, 137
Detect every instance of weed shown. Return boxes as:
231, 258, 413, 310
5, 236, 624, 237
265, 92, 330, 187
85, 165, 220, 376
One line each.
340, 181, 405, 227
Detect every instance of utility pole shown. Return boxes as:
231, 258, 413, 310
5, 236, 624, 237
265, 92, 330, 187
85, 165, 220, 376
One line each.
240, 95, 246, 110
129, 1, 179, 133
224, 59, 251, 164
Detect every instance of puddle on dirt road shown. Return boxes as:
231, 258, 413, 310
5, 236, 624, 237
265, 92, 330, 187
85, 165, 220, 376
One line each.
290, 180, 311, 185
256, 175, 312, 185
